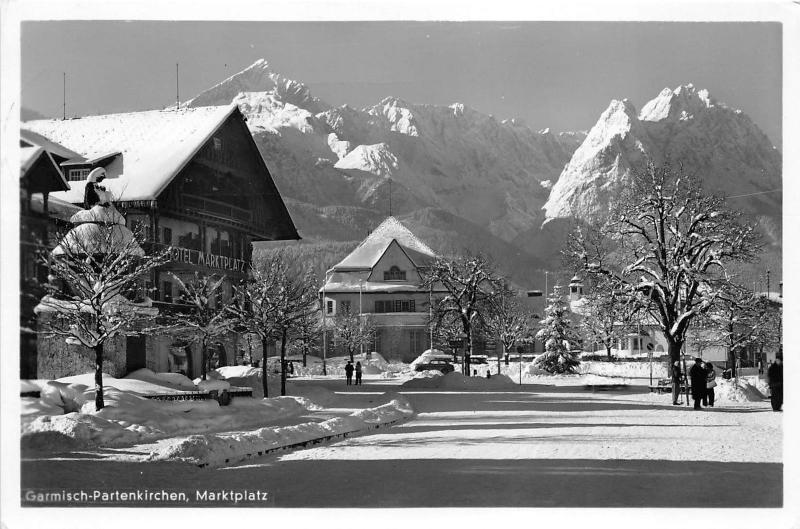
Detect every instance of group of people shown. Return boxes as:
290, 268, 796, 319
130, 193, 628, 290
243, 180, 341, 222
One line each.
344, 361, 363, 385
671, 358, 717, 409
672, 354, 784, 412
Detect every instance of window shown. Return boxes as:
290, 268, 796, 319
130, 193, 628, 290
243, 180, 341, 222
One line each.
384, 266, 406, 281
162, 227, 173, 245
375, 299, 415, 313
161, 281, 173, 303
213, 137, 223, 151
409, 330, 428, 357
67, 168, 91, 181
326, 300, 333, 314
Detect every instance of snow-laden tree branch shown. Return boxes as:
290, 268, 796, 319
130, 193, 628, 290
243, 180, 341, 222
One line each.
564, 160, 762, 365
36, 220, 170, 411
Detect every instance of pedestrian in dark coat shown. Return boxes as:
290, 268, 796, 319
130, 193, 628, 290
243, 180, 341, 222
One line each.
671, 360, 682, 405
705, 362, 717, 407
344, 361, 354, 386
355, 361, 363, 385
767, 355, 783, 412
689, 357, 707, 410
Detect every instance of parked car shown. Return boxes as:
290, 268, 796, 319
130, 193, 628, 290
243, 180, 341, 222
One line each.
470, 355, 489, 365
414, 359, 455, 374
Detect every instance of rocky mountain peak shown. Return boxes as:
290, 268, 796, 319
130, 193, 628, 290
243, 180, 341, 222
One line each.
186, 59, 328, 114
639, 84, 717, 123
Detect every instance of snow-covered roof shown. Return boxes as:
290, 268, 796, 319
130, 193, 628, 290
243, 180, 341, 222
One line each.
22, 105, 238, 203
20, 145, 70, 192
29, 194, 82, 221
20, 129, 84, 161
333, 216, 436, 270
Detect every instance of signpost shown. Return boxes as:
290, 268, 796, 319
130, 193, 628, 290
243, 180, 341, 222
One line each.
448, 338, 462, 364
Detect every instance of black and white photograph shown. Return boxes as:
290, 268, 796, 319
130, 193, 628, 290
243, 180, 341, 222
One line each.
1, 1, 796, 526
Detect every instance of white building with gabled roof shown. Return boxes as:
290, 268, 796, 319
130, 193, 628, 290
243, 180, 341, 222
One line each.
321, 217, 448, 362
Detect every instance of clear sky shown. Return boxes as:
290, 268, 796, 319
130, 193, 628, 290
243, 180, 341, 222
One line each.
21, 21, 782, 144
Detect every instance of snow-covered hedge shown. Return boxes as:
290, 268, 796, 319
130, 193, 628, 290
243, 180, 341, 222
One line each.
148, 395, 415, 467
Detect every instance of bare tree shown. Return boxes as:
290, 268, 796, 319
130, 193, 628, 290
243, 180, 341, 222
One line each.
578, 276, 641, 360
422, 253, 503, 375
485, 284, 537, 370
231, 253, 319, 396
37, 222, 169, 410
332, 310, 376, 363
565, 161, 760, 366
693, 281, 781, 375
171, 273, 236, 381
289, 305, 322, 368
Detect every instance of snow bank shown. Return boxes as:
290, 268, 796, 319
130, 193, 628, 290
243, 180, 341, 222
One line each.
126, 369, 197, 391
714, 377, 767, 403
401, 371, 515, 389
21, 383, 313, 452
195, 379, 231, 392
56, 372, 191, 396
578, 361, 668, 379
149, 396, 415, 467
290, 353, 406, 377
215, 366, 261, 378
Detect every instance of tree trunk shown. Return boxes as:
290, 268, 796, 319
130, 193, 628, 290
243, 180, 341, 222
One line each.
280, 328, 288, 396
200, 337, 208, 381
302, 346, 307, 367
605, 341, 613, 361
261, 336, 269, 398
94, 343, 105, 411
349, 347, 354, 363
463, 319, 472, 376
498, 343, 504, 372
667, 339, 682, 366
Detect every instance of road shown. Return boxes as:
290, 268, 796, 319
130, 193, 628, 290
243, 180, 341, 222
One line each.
20, 377, 782, 508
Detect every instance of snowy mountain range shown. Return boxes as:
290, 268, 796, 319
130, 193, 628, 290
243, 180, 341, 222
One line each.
185, 59, 781, 283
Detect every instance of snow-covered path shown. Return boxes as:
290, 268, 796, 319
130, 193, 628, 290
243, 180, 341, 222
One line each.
21, 378, 782, 507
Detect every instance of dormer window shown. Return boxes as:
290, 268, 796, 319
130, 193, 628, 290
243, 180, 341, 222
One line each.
67, 168, 91, 181
384, 266, 406, 281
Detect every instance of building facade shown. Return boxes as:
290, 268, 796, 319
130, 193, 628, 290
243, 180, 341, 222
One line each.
21, 104, 299, 379
320, 217, 449, 362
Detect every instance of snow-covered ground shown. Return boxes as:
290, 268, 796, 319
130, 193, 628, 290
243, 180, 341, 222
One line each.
20, 375, 781, 508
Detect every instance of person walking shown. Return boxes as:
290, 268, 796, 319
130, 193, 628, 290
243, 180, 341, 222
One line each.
689, 357, 707, 410
355, 361, 363, 385
705, 362, 717, 408
671, 360, 682, 405
767, 354, 783, 412
344, 361, 354, 386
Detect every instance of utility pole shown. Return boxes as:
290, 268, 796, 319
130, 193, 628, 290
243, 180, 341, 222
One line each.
62, 72, 66, 120
176, 63, 180, 109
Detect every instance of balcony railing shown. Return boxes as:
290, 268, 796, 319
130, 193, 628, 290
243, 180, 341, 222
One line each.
182, 194, 252, 223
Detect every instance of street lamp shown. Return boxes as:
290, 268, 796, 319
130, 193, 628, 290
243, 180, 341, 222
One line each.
359, 277, 364, 358
321, 267, 335, 376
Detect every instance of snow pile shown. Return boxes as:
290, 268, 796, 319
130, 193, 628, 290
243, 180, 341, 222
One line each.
149, 396, 415, 467
401, 372, 515, 390
714, 377, 767, 403
195, 379, 231, 392
215, 366, 261, 378
125, 369, 197, 391
21, 383, 313, 452
579, 361, 668, 379
55, 372, 191, 396
289, 353, 405, 377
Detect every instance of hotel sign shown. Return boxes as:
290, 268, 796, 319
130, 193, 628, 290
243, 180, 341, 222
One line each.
168, 246, 248, 273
